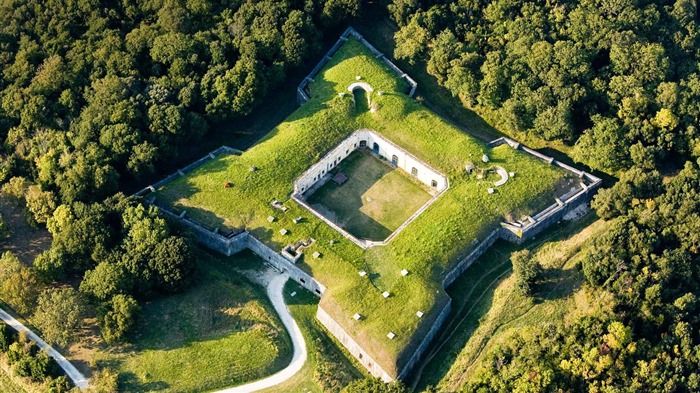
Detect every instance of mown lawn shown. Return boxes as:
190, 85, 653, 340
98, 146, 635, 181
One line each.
94, 250, 292, 393
155, 36, 576, 376
308, 150, 431, 241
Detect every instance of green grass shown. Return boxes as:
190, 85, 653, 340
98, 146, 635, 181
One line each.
155, 37, 576, 376
259, 280, 366, 393
95, 250, 292, 393
307, 150, 432, 240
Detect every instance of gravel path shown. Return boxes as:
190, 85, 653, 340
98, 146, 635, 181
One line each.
213, 271, 307, 393
0, 308, 89, 389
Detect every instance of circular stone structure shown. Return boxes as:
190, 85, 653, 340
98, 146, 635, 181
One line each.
493, 166, 509, 187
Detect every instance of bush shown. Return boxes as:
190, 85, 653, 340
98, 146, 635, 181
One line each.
98, 294, 140, 344
46, 376, 72, 392
1, 177, 29, 205
80, 262, 132, 301
0, 251, 41, 314
87, 368, 119, 393
0, 321, 16, 352
33, 248, 67, 283
25, 185, 58, 224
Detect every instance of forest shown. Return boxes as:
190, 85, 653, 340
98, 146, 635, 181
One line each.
1, 0, 700, 391
391, 0, 700, 173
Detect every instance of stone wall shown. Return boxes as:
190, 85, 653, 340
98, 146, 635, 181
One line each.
293, 129, 447, 194
316, 306, 394, 382
297, 27, 417, 105
247, 236, 326, 296
397, 298, 452, 380
135, 145, 241, 198
291, 129, 449, 249
442, 229, 501, 288
488, 137, 602, 244
137, 134, 602, 386
159, 207, 249, 256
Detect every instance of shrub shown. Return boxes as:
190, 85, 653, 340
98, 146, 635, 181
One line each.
0, 251, 41, 314
1, 176, 29, 205
25, 185, 58, 224
0, 322, 14, 352
98, 294, 140, 344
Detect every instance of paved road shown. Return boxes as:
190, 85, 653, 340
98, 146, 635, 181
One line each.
0, 307, 89, 389
213, 274, 307, 393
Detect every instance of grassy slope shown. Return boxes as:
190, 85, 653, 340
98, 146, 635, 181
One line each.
308, 151, 431, 240
156, 37, 575, 376
414, 214, 612, 391
258, 280, 366, 393
88, 250, 292, 393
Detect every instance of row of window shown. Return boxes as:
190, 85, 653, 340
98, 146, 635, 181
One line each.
301, 139, 440, 191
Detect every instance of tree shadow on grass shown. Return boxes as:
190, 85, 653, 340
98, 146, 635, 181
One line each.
117, 372, 170, 393
535, 265, 583, 303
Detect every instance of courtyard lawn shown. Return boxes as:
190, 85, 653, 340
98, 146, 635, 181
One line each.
155, 37, 577, 376
92, 250, 292, 393
307, 150, 432, 241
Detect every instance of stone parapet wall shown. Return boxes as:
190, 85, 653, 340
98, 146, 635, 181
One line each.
297, 27, 417, 105
158, 207, 249, 256
442, 229, 501, 288
293, 129, 447, 194
292, 129, 449, 249
247, 236, 326, 296
488, 137, 602, 244
135, 146, 240, 198
156, 206, 327, 297
316, 306, 394, 382
397, 298, 452, 380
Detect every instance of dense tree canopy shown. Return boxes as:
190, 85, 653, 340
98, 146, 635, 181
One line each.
0, 0, 360, 204
33, 287, 85, 347
391, 0, 700, 173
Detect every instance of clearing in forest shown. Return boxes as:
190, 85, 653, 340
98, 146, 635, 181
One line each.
154, 34, 584, 380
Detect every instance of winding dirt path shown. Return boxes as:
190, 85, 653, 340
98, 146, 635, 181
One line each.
213, 273, 307, 393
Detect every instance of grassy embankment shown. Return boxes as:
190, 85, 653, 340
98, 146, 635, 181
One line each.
155, 37, 577, 376
73, 250, 293, 393
259, 279, 366, 393
414, 214, 612, 391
